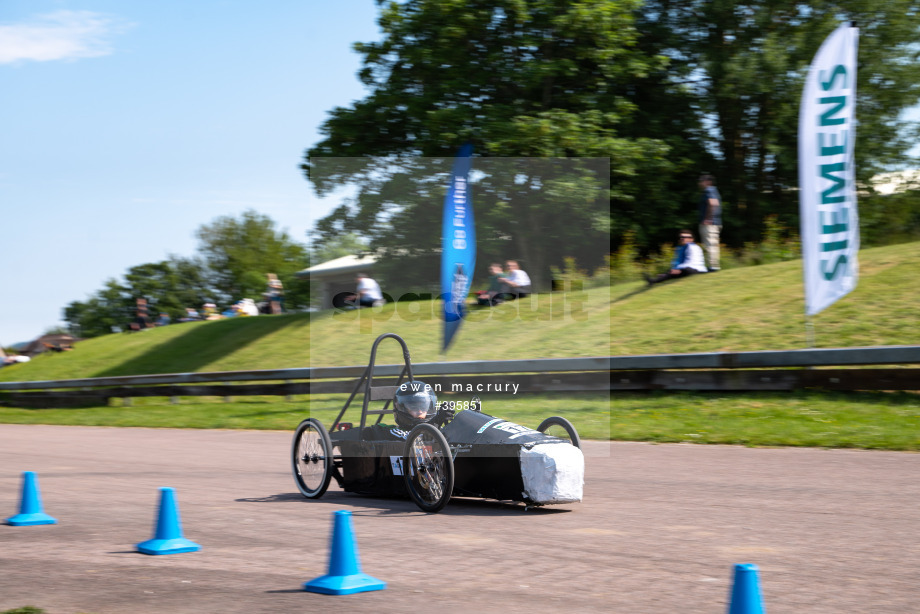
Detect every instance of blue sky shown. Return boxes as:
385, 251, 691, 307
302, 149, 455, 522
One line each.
0, 1, 381, 345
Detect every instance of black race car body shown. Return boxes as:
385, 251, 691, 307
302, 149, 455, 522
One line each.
331, 408, 584, 505
291, 333, 583, 512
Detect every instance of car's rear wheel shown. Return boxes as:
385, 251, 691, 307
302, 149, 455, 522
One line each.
403, 423, 454, 513
537, 416, 581, 449
291, 418, 333, 498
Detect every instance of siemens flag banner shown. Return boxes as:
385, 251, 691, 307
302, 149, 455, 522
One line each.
799, 23, 859, 316
441, 144, 475, 352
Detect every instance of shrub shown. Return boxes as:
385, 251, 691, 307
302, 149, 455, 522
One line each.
609, 230, 642, 284
737, 215, 801, 266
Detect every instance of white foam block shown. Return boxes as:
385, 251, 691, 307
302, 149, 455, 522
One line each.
519, 443, 584, 504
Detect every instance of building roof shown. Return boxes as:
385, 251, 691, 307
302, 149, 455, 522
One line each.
296, 253, 378, 279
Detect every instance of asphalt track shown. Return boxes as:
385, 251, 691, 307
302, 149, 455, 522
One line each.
1, 424, 918, 613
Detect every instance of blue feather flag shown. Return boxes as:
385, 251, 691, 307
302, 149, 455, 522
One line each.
441, 144, 475, 352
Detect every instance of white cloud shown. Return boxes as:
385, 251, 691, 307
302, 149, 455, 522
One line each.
0, 10, 131, 65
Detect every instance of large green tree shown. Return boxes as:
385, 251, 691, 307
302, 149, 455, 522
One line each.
63, 256, 214, 337
63, 279, 134, 338
122, 258, 214, 317
304, 0, 673, 290
195, 210, 310, 307
636, 0, 920, 243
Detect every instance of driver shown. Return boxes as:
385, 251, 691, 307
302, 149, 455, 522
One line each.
359, 380, 455, 441
387, 380, 454, 438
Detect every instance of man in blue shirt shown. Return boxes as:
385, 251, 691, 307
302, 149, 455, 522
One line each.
698, 174, 723, 271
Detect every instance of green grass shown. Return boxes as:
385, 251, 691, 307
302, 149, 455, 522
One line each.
0, 394, 606, 433
606, 390, 920, 449
1, 390, 918, 450
0, 286, 613, 380
1, 242, 919, 450
3, 242, 920, 384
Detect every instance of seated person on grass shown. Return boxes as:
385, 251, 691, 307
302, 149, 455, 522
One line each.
476, 263, 509, 306
347, 273, 384, 308
644, 230, 708, 285
501, 260, 532, 299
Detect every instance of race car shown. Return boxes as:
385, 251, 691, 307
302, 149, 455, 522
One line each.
291, 333, 584, 513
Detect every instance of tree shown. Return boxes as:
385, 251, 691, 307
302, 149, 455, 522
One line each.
62, 257, 214, 338
63, 279, 134, 338
309, 231, 369, 265
195, 210, 310, 308
304, 0, 673, 290
62, 213, 311, 338
122, 257, 214, 320
42, 325, 72, 336
637, 0, 920, 244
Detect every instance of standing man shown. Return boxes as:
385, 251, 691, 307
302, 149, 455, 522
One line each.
265, 273, 284, 314
698, 174, 722, 271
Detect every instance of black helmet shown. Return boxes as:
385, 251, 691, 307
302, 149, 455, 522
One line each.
393, 380, 438, 430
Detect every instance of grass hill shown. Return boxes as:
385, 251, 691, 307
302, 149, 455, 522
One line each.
2, 241, 919, 383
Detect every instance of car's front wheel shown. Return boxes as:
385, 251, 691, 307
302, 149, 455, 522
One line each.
403, 423, 454, 513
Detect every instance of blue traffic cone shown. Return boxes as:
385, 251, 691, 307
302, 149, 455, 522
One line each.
136, 487, 201, 555
6, 471, 57, 526
727, 563, 766, 614
304, 510, 386, 595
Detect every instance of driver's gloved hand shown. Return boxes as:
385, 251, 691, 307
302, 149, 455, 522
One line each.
436, 402, 455, 424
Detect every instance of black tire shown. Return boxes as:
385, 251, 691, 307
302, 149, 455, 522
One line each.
537, 416, 581, 449
291, 418, 334, 498
403, 423, 454, 513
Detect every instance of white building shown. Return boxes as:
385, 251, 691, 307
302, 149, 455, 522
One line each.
296, 253, 379, 310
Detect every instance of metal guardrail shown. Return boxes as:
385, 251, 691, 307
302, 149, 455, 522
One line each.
0, 356, 611, 391
608, 345, 920, 370
1, 346, 919, 392
0, 346, 919, 408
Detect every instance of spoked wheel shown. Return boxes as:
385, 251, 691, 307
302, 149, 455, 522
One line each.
537, 416, 581, 449
291, 418, 334, 498
403, 423, 454, 513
